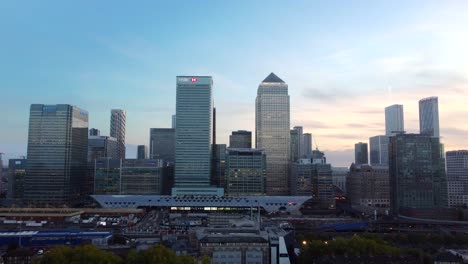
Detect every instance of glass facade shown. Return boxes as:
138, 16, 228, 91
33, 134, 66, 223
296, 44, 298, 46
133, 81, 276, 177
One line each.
149, 128, 175, 163
174, 76, 212, 189
354, 142, 368, 165
385, 104, 404, 136
255, 73, 290, 196
25, 104, 88, 206
303, 133, 312, 158
87, 135, 118, 162
137, 145, 148, 159
121, 159, 162, 195
290, 159, 334, 209
290, 129, 300, 162
229, 130, 252, 149
446, 150, 468, 207
225, 148, 266, 196
389, 133, 448, 214
419, 96, 439, 137
94, 159, 121, 194
369, 135, 389, 166
110, 109, 126, 159
7, 159, 27, 202
94, 159, 163, 195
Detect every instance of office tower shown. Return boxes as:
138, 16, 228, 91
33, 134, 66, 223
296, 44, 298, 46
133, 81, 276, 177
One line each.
110, 109, 126, 159
293, 126, 304, 157
290, 129, 300, 162
149, 128, 175, 163
121, 159, 163, 195
389, 133, 447, 214
93, 159, 121, 194
332, 167, 348, 194
172, 114, 176, 129
354, 142, 368, 165
211, 144, 226, 187
303, 133, 312, 158
369, 135, 389, 166
137, 145, 148, 159
229, 130, 252, 149
7, 159, 26, 203
225, 148, 266, 196
446, 150, 468, 207
174, 76, 221, 195
347, 164, 390, 208
290, 153, 334, 209
255, 73, 290, 196
88, 135, 118, 162
89, 128, 100, 136
25, 104, 88, 206
385, 104, 404, 136
94, 159, 163, 195
419, 96, 440, 137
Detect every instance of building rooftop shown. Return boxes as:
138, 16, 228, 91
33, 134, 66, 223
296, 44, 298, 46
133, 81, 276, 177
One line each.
262, 72, 285, 83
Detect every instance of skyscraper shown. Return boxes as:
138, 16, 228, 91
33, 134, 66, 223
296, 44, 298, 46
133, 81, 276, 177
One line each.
303, 133, 312, 158
110, 109, 126, 159
354, 142, 368, 165
385, 104, 404, 136
389, 133, 447, 214
256, 73, 290, 195
419, 96, 440, 137
446, 150, 468, 208
369, 135, 389, 166
293, 126, 304, 157
137, 145, 148, 159
290, 129, 300, 162
89, 128, 100, 136
88, 135, 118, 162
149, 128, 175, 163
229, 130, 252, 148
174, 76, 221, 195
172, 114, 176, 129
25, 104, 88, 206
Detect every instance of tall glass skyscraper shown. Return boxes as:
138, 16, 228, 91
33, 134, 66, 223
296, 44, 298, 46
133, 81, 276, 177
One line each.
419, 96, 440, 137
173, 76, 222, 195
25, 104, 88, 206
256, 73, 290, 196
384, 104, 404, 136
110, 109, 126, 159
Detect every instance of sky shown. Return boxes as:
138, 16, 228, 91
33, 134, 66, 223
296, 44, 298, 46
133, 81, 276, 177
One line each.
1, 0, 468, 166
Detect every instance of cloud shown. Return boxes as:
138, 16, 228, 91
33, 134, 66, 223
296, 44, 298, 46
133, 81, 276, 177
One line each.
302, 86, 353, 102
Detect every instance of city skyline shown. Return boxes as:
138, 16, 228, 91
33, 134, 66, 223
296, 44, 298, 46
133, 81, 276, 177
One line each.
1, 1, 468, 166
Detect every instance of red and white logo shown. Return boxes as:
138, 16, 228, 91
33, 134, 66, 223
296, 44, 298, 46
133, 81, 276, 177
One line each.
191, 78, 197, 82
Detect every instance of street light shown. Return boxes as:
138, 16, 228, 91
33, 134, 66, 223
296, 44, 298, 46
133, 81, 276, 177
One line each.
302, 240, 307, 245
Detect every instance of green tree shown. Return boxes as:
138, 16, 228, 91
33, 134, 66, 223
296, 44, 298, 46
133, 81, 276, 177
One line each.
35, 244, 122, 264
125, 244, 196, 264
200, 255, 211, 264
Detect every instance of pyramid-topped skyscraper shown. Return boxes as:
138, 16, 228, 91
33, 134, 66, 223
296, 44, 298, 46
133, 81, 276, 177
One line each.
256, 73, 290, 195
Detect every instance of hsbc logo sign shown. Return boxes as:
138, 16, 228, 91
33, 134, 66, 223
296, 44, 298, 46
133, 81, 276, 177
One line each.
178, 77, 198, 83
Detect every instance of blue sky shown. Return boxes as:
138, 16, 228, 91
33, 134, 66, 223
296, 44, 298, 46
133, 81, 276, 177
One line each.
1, 1, 468, 166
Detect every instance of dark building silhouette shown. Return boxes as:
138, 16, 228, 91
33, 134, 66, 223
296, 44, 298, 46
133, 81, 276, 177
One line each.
389, 133, 447, 214
354, 142, 368, 165
229, 130, 252, 149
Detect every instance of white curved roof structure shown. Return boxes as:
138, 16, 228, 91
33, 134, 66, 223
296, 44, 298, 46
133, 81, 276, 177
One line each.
91, 195, 312, 215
